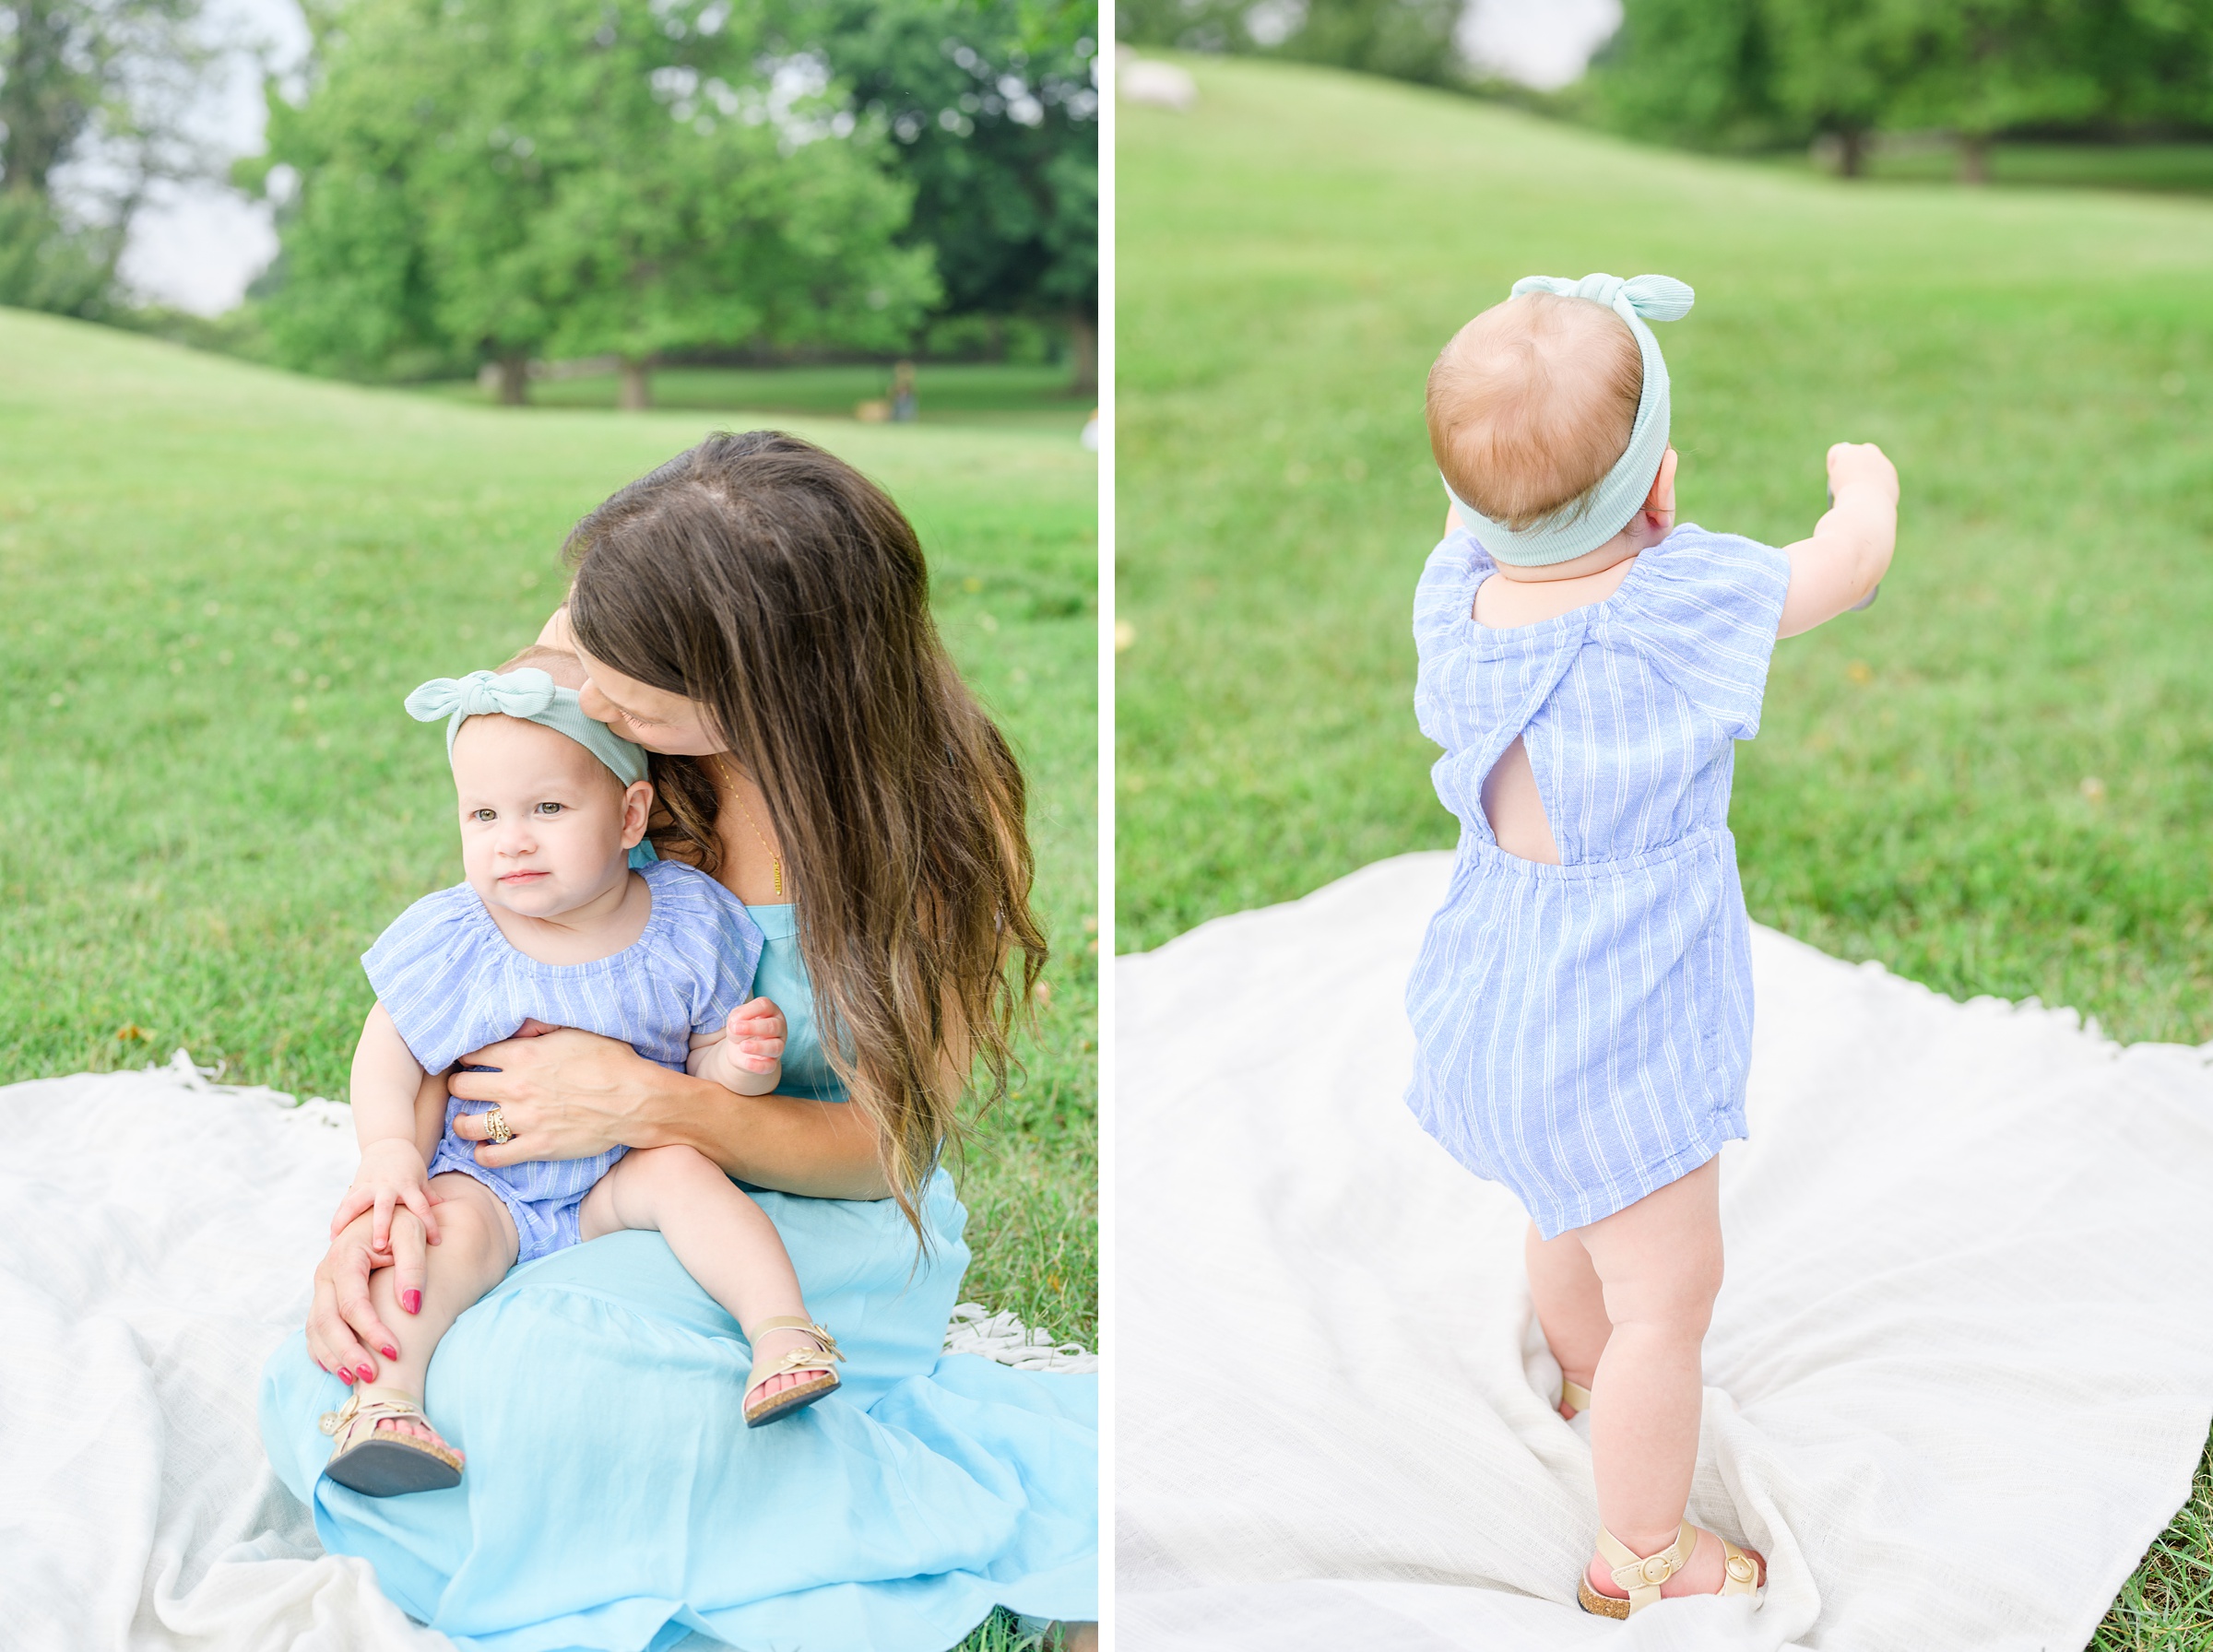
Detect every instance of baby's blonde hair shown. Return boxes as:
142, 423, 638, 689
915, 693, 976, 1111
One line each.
499, 643, 587, 690
1426, 292, 1643, 532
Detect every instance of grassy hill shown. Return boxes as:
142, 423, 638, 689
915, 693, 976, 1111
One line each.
0, 308, 1097, 1348
1116, 54, 2212, 1645
1117, 54, 2213, 1055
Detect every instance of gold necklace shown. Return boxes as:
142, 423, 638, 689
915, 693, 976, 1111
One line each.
737, 800, 784, 898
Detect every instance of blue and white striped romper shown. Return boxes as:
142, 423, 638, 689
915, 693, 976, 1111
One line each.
363, 857, 765, 1262
1403, 523, 1792, 1238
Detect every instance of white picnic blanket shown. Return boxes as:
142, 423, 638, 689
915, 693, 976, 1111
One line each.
1117, 853, 2213, 1651
0, 1055, 1090, 1650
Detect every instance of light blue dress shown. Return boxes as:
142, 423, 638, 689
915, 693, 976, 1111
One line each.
1404, 524, 1792, 1238
260, 902, 1098, 1650
366, 858, 764, 1262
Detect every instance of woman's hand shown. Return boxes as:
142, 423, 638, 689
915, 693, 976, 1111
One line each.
446, 1026, 662, 1167
330, 1137, 443, 1249
306, 1209, 430, 1384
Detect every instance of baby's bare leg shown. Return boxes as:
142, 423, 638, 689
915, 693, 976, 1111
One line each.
356, 1172, 518, 1450
1526, 1221, 1609, 1416
579, 1146, 820, 1399
1575, 1157, 1760, 1598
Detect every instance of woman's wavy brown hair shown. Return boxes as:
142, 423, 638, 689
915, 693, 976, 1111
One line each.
562, 431, 1047, 1241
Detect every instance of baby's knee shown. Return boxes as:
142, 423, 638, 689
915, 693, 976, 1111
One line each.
430, 1175, 515, 1264
619, 1143, 722, 1193
1604, 1249, 1722, 1335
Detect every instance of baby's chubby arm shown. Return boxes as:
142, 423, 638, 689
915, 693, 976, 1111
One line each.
688, 997, 787, 1097
1777, 442, 1899, 638
331, 1002, 445, 1248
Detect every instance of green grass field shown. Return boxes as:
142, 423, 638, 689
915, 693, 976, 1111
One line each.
1118, 55, 2212, 1646
420, 360, 1095, 436
0, 309, 1097, 1358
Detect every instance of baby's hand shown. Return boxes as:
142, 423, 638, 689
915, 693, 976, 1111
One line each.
724, 997, 787, 1076
331, 1138, 443, 1251
1825, 442, 1899, 508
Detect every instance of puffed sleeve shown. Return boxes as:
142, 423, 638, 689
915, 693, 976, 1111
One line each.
1412, 529, 1483, 667
1618, 525, 1793, 740
361, 885, 495, 1073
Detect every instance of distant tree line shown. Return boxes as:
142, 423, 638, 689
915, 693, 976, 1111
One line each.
0, 0, 1097, 399
1590, 0, 2213, 177
0, 0, 211, 317
1117, 0, 1462, 88
1117, 0, 2213, 180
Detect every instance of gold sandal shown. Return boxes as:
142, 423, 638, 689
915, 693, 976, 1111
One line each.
1576, 1520, 1761, 1618
319, 1391, 463, 1496
742, 1317, 844, 1427
1560, 1376, 1592, 1415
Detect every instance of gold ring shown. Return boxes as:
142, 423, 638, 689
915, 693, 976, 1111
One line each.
484, 1108, 514, 1145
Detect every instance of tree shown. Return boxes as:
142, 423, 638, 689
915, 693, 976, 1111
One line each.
250, 0, 937, 404
1118, 0, 1463, 91
1587, 0, 1793, 159
1271, 0, 1463, 87
1594, 0, 2213, 179
0, 0, 215, 315
797, 0, 1099, 391
1875, 0, 2213, 181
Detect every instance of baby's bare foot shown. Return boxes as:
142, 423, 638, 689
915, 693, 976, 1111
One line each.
1585, 1527, 1763, 1602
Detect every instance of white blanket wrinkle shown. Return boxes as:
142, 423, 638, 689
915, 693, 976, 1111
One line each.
1117, 852, 2213, 1652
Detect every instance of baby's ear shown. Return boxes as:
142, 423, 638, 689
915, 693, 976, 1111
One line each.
1649, 446, 1680, 514
621, 778, 655, 847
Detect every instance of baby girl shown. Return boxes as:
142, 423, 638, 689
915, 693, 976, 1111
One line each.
1405, 274, 1897, 1613
315, 658, 841, 1496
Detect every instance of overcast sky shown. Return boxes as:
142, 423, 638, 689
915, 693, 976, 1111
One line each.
123, 0, 1621, 315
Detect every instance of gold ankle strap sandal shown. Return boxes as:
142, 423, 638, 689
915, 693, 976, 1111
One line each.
1560, 1376, 1592, 1414
742, 1317, 844, 1428
1576, 1521, 1762, 1618
318, 1391, 463, 1497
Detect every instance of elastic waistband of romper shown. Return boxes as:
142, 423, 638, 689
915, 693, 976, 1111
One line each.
1457, 823, 1731, 883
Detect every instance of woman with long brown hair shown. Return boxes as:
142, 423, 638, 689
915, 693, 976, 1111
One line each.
258, 432, 1095, 1649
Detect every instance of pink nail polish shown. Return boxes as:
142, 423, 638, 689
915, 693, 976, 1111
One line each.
339, 1369, 355, 1385
402, 1290, 421, 1314
381, 1345, 399, 1361
357, 1365, 375, 1382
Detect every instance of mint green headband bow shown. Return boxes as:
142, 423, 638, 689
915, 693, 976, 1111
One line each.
1444, 272, 1696, 568
403, 667, 650, 788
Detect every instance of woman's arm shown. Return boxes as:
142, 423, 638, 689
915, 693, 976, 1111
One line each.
445, 1028, 892, 1199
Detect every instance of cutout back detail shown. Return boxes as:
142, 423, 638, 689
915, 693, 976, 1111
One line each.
1479, 736, 1561, 864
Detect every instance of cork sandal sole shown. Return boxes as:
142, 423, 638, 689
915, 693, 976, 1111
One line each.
744, 1370, 842, 1428
1576, 1577, 1632, 1619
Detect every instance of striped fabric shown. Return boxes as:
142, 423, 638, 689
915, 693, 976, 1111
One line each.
364, 858, 763, 1260
1404, 524, 1792, 1237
